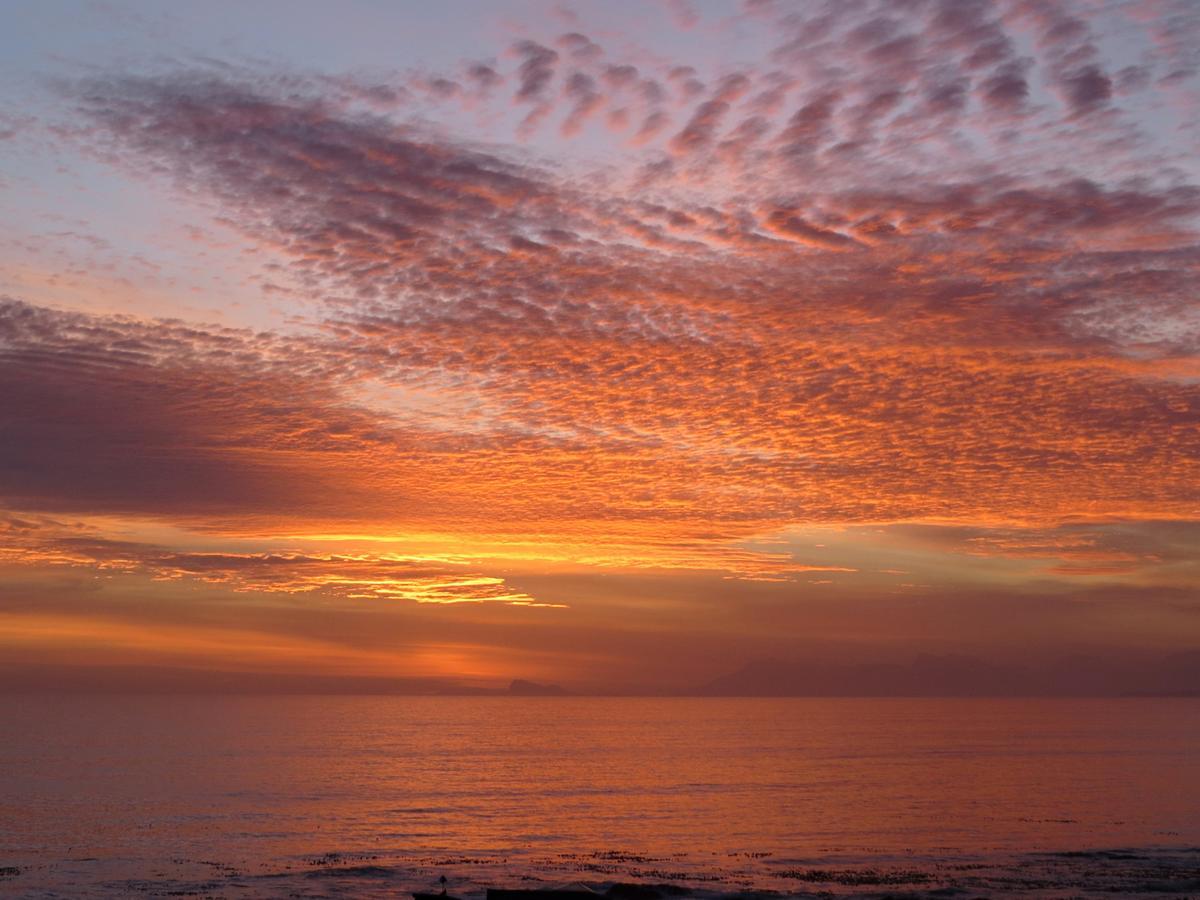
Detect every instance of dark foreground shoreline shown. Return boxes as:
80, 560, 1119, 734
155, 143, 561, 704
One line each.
4, 846, 1200, 898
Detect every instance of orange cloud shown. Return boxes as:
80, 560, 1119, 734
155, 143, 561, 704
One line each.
4, 0, 1199, 687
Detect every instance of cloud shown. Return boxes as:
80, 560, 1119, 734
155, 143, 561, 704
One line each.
4, 0, 1198, 683
560, 70, 602, 136
0, 297, 397, 521
761, 208, 863, 250
21, 58, 1200, 544
0, 513, 561, 606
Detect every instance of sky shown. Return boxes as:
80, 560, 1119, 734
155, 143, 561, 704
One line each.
1, 0, 1198, 693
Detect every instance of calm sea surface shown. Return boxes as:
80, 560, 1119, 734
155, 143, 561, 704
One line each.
2, 696, 1199, 897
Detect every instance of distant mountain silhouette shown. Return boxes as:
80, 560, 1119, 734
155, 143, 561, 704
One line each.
697, 652, 1200, 697
1138, 650, 1200, 695
508, 678, 568, 696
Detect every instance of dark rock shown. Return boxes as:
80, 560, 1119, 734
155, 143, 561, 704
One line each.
489, 889, 597, 900
606, 883, 692, 900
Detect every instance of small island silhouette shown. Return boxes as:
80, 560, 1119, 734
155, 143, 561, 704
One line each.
508, 679, 569, 696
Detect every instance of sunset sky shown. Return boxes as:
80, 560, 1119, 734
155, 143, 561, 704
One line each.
1, 0, 1198, 691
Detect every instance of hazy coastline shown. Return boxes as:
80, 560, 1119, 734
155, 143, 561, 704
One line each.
4, 650, 1199, 697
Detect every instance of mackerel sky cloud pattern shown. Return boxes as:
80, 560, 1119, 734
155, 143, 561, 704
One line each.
0, 0, 1197, 689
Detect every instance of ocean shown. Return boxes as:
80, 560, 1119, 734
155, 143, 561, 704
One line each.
2, 696, 1198, 897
